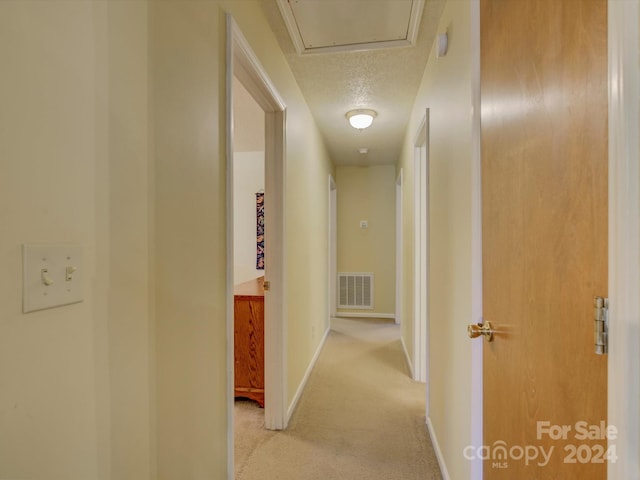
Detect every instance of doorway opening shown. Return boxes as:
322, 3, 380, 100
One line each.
329, 175, 337, 319
231, 74, 266, 467
395, 169, 403, 327
226, 13, 288, 479
413, 110, 429, 385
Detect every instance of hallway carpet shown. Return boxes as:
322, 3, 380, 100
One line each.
234, 317, 443, 480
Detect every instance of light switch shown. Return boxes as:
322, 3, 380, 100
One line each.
360, 220, 368, 229
23, 244, 83, 313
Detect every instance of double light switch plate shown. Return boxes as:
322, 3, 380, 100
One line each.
22, 244, 83, 313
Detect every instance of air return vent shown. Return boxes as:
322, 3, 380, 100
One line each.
338, 273, 373, 309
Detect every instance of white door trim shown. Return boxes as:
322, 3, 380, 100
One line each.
328, 175, 337, 320
413, 111, 429, 384
226, 16, 288, 479
470, 0, 483, 478
608, 1, 640, 478
395, 169, 403, 326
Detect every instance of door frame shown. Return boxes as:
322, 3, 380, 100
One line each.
226, 15, 288, 477
328, 175, 337, 319
469, 1, 640, 478
395, 169, 403, 326
413, 110, 429, 384
470, 1, 483, 478
608, 1, 640, 478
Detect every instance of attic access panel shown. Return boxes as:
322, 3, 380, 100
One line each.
277, 0, 425, 54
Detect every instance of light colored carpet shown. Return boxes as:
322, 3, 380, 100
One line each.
234, 317, 442, 480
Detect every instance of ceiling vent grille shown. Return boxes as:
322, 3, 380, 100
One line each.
338, 273, 373, 309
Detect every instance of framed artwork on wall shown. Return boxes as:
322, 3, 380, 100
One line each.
256, 191, 264, 270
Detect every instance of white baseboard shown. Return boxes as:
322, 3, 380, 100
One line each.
400, 334, 414, 379
427, 416, 451, 480
286, 325, 330, 422
335, 312, 395, 319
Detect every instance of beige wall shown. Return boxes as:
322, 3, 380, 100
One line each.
0, 1, 153, 479
336, 165, 396, 315
0, 3, 101, 477
152, 3, 228, 476
106, 3, 154, 478
398, 1, 474, 478
285, 108, 335, 403
0, 0, 333, 478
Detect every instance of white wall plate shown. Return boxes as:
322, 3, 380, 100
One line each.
23, 244, 84, 313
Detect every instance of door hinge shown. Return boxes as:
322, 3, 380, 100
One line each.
594, 296, 608, 355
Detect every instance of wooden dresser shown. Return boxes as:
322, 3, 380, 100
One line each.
234, 276, 265, 407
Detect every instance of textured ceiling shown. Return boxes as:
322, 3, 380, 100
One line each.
261, 0, 446, 166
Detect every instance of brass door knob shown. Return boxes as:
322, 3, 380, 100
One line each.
467, 321, 494, 342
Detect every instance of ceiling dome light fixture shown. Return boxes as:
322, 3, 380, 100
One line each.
346, 109, 377, 130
